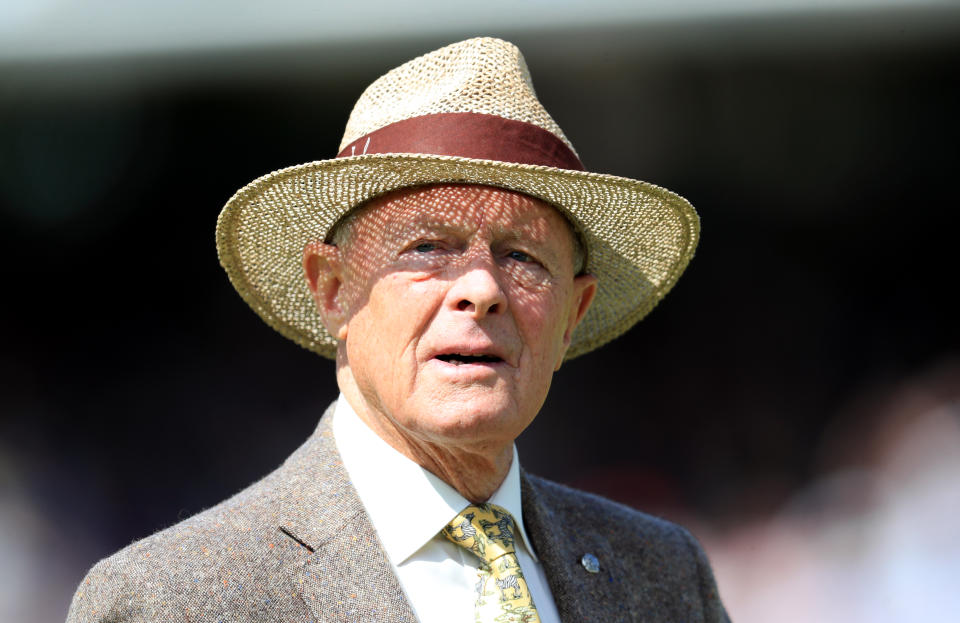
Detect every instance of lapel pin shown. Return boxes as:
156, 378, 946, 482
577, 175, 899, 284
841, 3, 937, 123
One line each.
580, 553, 600, 573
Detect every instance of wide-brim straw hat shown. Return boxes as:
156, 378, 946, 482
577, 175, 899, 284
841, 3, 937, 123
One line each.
216, 37, 699, 360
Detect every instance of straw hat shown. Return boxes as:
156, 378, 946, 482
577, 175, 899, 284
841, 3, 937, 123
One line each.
216, 37, 699, 360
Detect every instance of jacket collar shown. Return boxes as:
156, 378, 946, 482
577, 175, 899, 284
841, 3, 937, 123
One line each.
270, 403, 627, 623
273, 403, 418, 622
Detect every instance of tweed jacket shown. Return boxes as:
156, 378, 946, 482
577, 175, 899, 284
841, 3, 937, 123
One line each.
67, 405, 729, 622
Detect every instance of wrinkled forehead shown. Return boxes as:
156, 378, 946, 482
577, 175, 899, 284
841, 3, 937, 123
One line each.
333, 183, 582, 250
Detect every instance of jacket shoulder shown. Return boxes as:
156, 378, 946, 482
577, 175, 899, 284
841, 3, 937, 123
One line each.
68, 484, 309, 622
66, 437, 324, 622
525, 472, 690, 539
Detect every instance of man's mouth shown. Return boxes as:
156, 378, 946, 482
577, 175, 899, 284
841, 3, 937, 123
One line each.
434, 353, 504, 365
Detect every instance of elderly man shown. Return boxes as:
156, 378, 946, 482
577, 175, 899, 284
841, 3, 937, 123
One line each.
68, 38, 728, 622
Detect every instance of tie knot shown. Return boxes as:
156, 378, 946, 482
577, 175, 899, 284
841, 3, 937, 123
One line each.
442, 503, 518, 564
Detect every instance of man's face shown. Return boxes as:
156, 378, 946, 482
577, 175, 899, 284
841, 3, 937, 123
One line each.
308, 184, 596, 453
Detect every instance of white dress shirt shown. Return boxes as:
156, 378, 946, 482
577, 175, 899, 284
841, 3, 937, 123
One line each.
332, 394, 561, 623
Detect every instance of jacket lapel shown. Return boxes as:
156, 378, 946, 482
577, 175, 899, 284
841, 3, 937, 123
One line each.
300, 508, 418, 622
522, 471, 638, 623
271, 405, 418, 623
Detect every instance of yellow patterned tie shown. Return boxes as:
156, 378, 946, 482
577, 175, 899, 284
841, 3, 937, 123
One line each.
442, 504, 542, 623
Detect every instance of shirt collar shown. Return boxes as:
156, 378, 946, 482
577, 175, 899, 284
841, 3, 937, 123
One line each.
331, 393, 539, 565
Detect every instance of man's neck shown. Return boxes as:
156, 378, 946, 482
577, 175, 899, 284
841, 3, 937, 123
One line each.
336, 367, 513, 503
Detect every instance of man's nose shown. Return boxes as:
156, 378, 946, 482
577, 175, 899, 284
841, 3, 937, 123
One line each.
446, 259, 508, 319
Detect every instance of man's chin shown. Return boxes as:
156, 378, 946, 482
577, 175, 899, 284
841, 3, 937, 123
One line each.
409, 394, 524, 442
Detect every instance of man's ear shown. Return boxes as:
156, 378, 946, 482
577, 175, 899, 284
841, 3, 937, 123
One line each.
303, 239, 349, 341
555, 274, 598, 370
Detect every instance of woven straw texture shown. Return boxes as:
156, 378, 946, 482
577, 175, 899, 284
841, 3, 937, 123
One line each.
339, 37, 574, 154
216, 38, 699, 360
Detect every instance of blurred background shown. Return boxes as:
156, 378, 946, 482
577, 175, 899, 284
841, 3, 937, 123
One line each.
1, 1, 958, 621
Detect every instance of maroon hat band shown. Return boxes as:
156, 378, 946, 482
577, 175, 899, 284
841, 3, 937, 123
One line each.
336, 112, 584, 171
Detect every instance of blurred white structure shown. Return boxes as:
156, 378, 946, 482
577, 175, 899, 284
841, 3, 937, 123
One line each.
2, 0, 957, 62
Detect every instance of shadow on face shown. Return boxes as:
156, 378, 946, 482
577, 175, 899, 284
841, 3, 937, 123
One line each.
302, 183, 597, 453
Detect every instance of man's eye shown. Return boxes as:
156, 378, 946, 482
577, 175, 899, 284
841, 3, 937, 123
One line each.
508, 250, 533, 263
413, 242, 438, 253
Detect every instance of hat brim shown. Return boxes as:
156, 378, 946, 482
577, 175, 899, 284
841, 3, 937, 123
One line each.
215, 153, 699, 360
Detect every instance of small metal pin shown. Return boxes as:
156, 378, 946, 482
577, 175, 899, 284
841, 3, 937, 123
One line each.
581, 553, 600, 573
